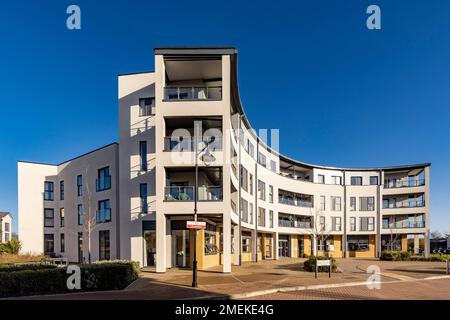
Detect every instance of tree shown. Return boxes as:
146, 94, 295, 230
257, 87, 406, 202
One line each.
0, 239, 22, 255
431, 230, 443, 239
80, 166, 98, 264
307, 208, 332, 257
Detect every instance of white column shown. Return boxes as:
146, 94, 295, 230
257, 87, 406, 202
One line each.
233, 225, 240, 265
414, 235, 420, 255
274, 232, 279, 260
222, 214, 232, 273
156, 214, 166, 273
312, 234, 318, 256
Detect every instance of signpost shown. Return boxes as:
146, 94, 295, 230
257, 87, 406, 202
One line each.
315, 259, 332, 279
187, 221, 206, 229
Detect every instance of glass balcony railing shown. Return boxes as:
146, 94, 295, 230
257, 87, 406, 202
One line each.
278, 196, 313, 208
164, 136, 223, 152
164, 86, 222, 101
96, 176, 111, 192
383, 200, 426, 209
384, 179, 425, 189
382, 221, 425, 229
164, 186, 223, 201
278, 220, 312, 229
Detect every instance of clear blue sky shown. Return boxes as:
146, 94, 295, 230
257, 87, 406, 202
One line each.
0, 1, 449, 234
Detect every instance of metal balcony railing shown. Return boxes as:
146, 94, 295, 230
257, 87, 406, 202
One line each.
384, 179, 425, 189
383, 200, 426, 209
164, 86, 222, 101
278, 220, 312, 229
278, 196, 313, 208
164, 186, 223, 201
164, 137, 223, 152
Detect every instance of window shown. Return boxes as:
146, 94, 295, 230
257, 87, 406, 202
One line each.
99, 230, 110, 261
332, 217, 341, 231
351, 176, 363, 186
44, 181, 54, 201
320, 196, 326, 211
350, 217, 356, 231
257, 207, 266, 227
4, 223, 10, 242
77, 204, 83, 225
360, 217, 375, 231
140, 141, 148, 171
348, 235, 369, 251
331, 176, 342, 185
408, 175, 415, 187
60, 208, 65, 227
139, 97, 155, 117
370, 176, 378, 185
78, 232, 83, 263
249, 173, 253, 195
359, 197, 375, 211
240, 165, 248, 191
269, 185, 274, 203
240, 198, 248, 223
258, 152, 266, 167
318, 175, 325, 184
44, 209, 54, 228
97, 167, 111, 192
60, 234, 65, 253
140, 183, 148, 214
350, 197, 356, 211
319, 216, 326, 231
77, 175, 83, 197
258, 180, 266, 201
270, 160, 277, 172
60, 181, 64, 200
249, 203, 253, 224
44, 234, 54, 254
317, 238, 325, 252
97, 199, 111, 223
242, 232, 252, 253
269, 210, 274, 228
331, 196, 341, 211
247, 141, 254, 158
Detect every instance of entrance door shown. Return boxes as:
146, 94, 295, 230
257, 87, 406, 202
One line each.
278, 235, 290, 257
298, 236, 304, 257
172, 230, 190, 268
144, 230, 156, 267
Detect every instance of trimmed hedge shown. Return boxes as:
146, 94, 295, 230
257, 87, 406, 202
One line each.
380, 251, 412, 261
303, 256, 337, 272
411, 254, 450, 262
0, 263, 57, 273
0, 261, 139, 298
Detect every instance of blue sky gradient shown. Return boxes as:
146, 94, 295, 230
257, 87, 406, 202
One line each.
0, 1, 449, 234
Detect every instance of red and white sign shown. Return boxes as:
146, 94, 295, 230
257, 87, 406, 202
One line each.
187, 221, 206, 229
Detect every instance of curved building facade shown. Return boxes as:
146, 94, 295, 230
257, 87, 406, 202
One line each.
18, 47, 430, 272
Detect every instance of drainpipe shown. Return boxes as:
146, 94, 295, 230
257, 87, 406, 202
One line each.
254, 137, 259, 262
342, 170, 347, 258
376, 170, 382, 258
237, 115, 242, 266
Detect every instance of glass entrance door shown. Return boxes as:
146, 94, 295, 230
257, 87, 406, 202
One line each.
278, 240, 289, 257
144, 230, 156, 267
172, 230, 190, 268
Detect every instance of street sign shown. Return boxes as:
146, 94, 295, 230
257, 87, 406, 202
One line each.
317, 260, 331, 267
187, 221, 206, 229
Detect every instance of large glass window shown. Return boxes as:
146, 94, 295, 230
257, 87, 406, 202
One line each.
269, 210, 274, 228
258, 152, 266, 167
77, 175, 83, 197
78, 232, 83, 263
332, 217, 342, 231
320, 196, 326, 211
249, 203, 253, 224
360, 217, 375, 231
350, 197, 357, 211
269, 185, 274, 203
242, 232, 252, 253
348, 235, 369, 251
139, 97, 155, 117
140, 183, 148, 214
97, 199, 111, 223
331, 176, 342, 185
270, 160, 277, 172
359, 197, 375, 211
240, 198, 248, 223
257, 207, 266, 227
77, 204, 83, 225
60, 181, 64, 200
370, 176, 379, 185
331, 196, 341, 211
240, 165, 248, 191
60, 208, 65, 227
318, 175, 325, 184
249, 173, 253, 195
97, 167, 111, 192
258, 180, 266, 201
60, 234, 65, 253
351, 176, 363, 186
44, 181, 54, 201
99, 230, 110, 261
44, 234, 54, 254
350, 217, 356, 231
44, 208, 54, 227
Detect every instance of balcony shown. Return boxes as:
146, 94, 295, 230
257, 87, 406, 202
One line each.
278, 213, 313, 229
164, 136, 223, 152
384, 179, 425, 189
383, 200, 425, 209
164, 186, 223, 201
382, 221, 425, 229
278, 190, 314, 208
96, 176, 111, 192
164, 86, 222, 101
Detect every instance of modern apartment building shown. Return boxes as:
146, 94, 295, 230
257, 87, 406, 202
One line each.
18, 46, 431, 273
0, 212, 12, 243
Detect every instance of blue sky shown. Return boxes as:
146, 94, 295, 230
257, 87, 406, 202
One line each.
0, 1, 449, 234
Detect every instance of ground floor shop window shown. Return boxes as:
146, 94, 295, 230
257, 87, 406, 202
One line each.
205, 224, 218, 255
348, 235, 369, 251
242, 231, 252, 253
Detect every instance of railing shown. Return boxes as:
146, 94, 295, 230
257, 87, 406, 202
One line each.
278, 220, 312, 229
278, 196, 313, 208
164, 86, 222, 101
382, 221, 426, 229
383, 200, 426, 209
96, 208, 111, 223
164, 136, 223, 152
384, 179, 425, 189
164, 186, 223, 201
96, 176, 111, 192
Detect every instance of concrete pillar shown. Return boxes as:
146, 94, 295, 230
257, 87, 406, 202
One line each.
414, 235, 420, 255
424, 231, 430, 258
274, 232, 279, 260
222, 214, 231, 273
233, 225, 240, 265
156, 214, 166, 273
312, 234, 317, 256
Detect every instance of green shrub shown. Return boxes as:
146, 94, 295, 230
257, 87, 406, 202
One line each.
0, 261, 139, 298
0, 263, 57, 273
380, 251, 412, 261
303, 256, 337, 272
0, 240, 22, 255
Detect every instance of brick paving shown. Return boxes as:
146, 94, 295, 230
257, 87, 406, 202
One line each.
9, 258, 450, 300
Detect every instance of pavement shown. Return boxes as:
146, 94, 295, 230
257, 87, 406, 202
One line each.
9, 258, 450, 300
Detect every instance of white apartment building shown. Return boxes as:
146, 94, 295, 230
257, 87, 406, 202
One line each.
18, 46, 431, 272
0, 212, 12, 243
